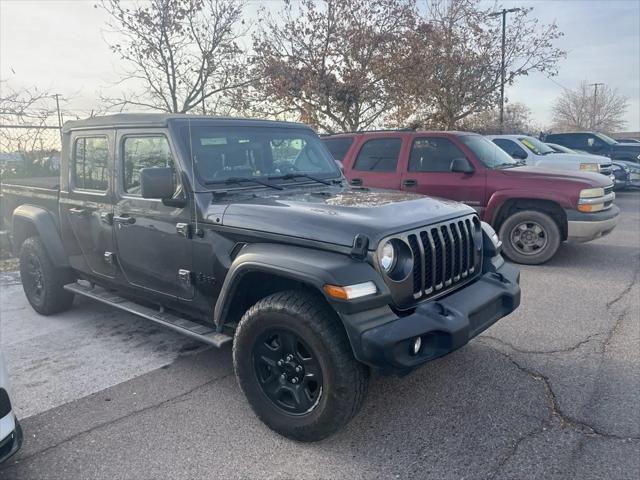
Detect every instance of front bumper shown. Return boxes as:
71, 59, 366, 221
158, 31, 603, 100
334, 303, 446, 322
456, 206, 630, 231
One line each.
343, 261, 520, 373
566, 205, 620, 243
0, 416, 22, 464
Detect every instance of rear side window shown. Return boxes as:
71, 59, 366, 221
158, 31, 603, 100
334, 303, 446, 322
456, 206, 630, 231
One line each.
322, 137, 354, 162
123, 136, 175, 195
73, 136, 109, 191
353, 138, 401, 172
492, 139, 528, 158
409, 137, 466, 172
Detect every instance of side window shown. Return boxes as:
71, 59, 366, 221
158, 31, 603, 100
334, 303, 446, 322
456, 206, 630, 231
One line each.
123, 136, 175, 195
73, 136, 109, 191
353, 138, 401, 172
567, 134, 588, 149
322, 137, 354, 162
492, 139, 527, 159
409, 137, 466, 172
550, 134, 566, 145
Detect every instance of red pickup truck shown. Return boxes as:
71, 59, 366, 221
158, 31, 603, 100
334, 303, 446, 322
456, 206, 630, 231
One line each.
322, 131, 619, 264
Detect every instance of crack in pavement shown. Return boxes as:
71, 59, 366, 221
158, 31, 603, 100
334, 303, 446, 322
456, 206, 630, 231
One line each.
0, 371, 234, 471
485, 346, 640, 480
481, 332, 603, 355
485, 256, 640, 479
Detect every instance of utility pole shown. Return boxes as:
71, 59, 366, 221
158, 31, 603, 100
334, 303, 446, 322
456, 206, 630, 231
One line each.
53, 93, 63, 143
489, 8, 521, 133
588, 82, 604, 129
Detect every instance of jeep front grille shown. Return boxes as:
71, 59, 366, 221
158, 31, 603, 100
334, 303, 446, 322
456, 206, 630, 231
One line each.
406, 215, 482, 300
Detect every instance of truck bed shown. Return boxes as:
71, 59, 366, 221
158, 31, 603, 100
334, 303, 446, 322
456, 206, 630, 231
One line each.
1, 177, 60, 231
1, 176, 59, 190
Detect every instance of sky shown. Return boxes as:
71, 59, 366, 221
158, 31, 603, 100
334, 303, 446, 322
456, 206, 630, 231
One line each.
1, 0, 639, 131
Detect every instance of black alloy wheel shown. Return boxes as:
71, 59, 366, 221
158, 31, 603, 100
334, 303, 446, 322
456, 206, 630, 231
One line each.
253, 328, 323, 415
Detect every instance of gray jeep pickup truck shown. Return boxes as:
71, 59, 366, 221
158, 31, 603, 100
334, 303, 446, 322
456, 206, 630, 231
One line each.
1, 114, 520, 441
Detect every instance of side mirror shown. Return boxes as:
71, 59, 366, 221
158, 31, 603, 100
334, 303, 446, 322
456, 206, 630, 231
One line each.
511, 151, 527, 160
450, 157, 474, 174
140, 167, 175, 199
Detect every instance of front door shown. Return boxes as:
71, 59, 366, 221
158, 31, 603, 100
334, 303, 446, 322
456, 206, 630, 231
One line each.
400, 136, 486, 213
112, 130, 194, 300
59, 131, 116, 279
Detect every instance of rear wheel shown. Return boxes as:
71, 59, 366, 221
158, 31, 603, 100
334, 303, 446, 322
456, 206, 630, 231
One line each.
499, 210, 561, 265
19, 236, 74, 315
233, 290, 368, 442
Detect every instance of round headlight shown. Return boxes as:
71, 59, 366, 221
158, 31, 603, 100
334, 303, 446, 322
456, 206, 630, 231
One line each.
379, 241, 396, 272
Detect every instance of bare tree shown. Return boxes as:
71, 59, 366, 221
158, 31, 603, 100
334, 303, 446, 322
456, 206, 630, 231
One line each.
459, 102, 539, 135
551, 81, 628, 133
404, 0, 565, 130
251, 0, 417, 133
99, 0, 249, 113
0, 82, 60, 153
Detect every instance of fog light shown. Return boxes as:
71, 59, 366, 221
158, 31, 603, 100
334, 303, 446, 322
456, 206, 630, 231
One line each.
411, 336, 422, 355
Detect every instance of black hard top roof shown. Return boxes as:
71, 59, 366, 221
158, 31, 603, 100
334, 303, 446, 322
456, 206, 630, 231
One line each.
62, 113, 309, 133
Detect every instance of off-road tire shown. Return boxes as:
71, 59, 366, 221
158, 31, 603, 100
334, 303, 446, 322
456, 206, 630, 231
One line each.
19, 236, 74, 315
233, 290, 369, 442
499, 210, 561, 265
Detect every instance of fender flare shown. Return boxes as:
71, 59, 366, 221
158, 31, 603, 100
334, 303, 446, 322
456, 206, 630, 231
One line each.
213, 243, 390, 327
12, 205, 69, 268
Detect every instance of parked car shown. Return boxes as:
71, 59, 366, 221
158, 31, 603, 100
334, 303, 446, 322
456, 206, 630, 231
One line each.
544, 131, 640, 163
546, 142, 636, 190
323, 131, 619, 265
0, 114, 521, 441
487, 134, 615, 182
0, 350, 22, 463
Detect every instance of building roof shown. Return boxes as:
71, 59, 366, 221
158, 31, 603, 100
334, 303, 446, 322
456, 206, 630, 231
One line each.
62, 113, 308, 133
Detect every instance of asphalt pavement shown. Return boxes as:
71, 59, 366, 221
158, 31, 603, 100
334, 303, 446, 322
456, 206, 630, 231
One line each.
0, 192, 638, 479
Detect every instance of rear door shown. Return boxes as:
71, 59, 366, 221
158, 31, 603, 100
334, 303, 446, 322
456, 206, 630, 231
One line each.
344, 136, 404, 189
112, 129, 194, 300
59, 131, 117, 278
400, 136, 486, 212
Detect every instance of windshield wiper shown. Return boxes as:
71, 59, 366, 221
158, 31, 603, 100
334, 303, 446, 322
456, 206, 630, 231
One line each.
205, 176, 284, 190
268, 172, 335, 186
494, 162, 522, 169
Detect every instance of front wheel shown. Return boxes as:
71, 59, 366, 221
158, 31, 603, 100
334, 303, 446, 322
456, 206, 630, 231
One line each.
19, 236, 75, 315
499, 210, 561, 265
233, 290, 369, 442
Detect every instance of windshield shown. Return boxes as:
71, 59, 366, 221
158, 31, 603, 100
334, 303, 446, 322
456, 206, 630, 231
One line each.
549, 143, 576, 154
595, 132, 618, 145
460, 135, 519, 169
519, 137, 555, 155
174, 124, 341, 187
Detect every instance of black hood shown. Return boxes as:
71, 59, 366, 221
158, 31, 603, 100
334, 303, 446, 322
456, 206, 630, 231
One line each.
206, 187, 474, 248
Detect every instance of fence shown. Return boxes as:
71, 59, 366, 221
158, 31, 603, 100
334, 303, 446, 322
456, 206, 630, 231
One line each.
0, 124, 62, 181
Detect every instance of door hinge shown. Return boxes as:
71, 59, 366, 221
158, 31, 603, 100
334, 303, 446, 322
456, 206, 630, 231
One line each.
176, 223, 192, 238
178, 269, 192, 286
104, 251, 116, 265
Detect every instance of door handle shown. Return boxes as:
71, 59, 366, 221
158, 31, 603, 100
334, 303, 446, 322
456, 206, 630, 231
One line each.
113, 214, 136, 225
403, 179, 418, 187
69, 207, 86, 215
350, 178, 363, 186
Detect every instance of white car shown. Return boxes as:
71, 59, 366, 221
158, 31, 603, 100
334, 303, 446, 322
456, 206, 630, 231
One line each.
487, 135, 615, 182
0, 350, 21, 463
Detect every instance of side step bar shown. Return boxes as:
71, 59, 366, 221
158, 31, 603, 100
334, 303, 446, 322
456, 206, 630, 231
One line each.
64, 282, 233, 348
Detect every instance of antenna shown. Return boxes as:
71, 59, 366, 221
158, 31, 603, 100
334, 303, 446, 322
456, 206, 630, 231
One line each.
188, 117, 198, 235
